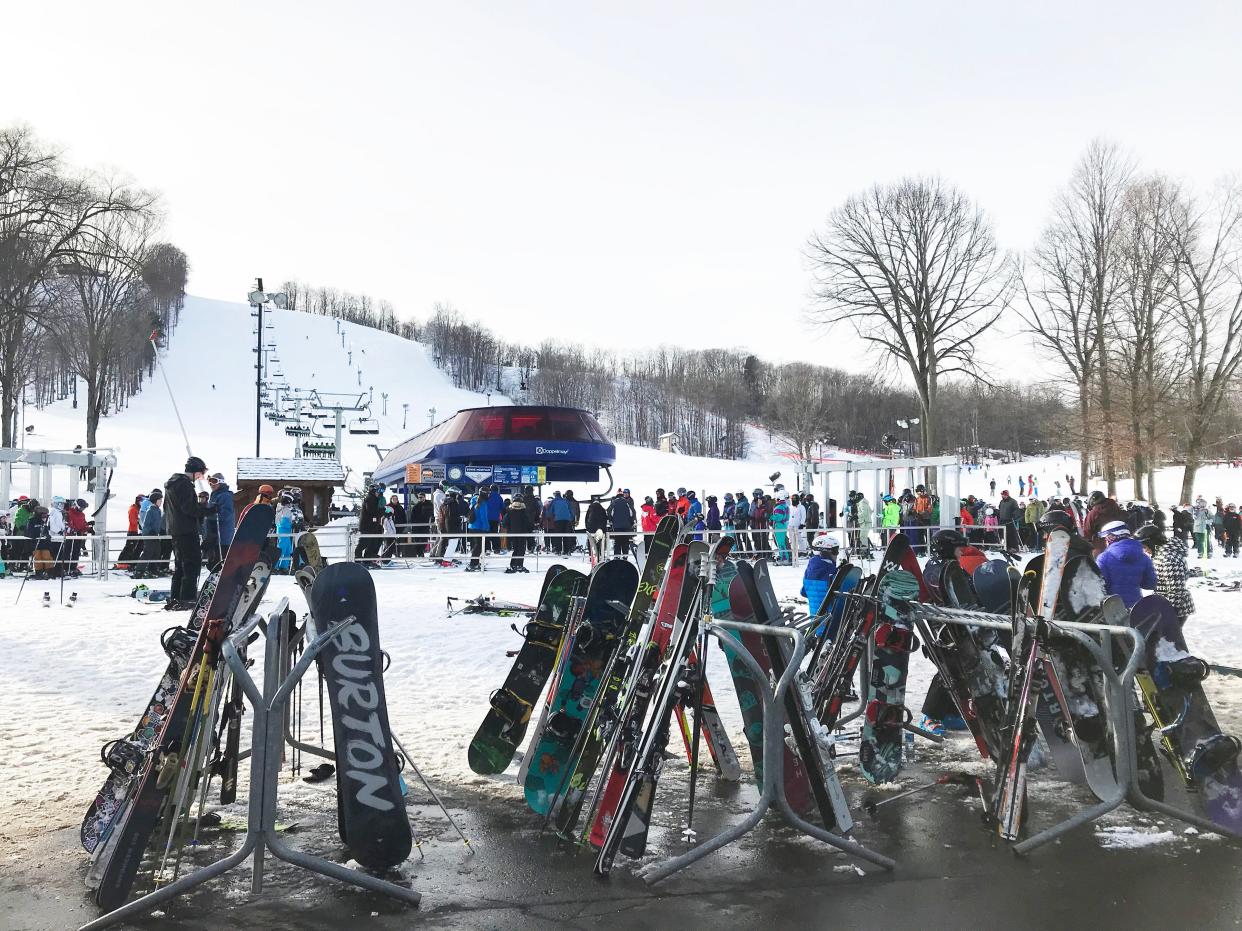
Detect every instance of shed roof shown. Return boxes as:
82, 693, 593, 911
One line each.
235, 457, 346, 483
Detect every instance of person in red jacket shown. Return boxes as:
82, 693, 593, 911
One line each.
640, 496, 659, 533
64, 498, 91, 577
1083, 490, 1127, 555
116, 494, 145, 569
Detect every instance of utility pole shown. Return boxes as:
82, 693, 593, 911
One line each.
254, 277, 264, 457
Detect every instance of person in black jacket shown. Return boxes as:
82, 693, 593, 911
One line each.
608, 492, 635, 556
410, 491, 434, 556
1171, 504, 1193, 544
165, 455, 208, 608
803, 492, 821, 551
356, 484, 384, 564
503, 496, 532, 572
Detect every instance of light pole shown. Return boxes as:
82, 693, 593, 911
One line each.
427, 407, 436, 429
248, 280, 288, 457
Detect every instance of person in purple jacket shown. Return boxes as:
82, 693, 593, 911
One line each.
1096, 520, 1156, 608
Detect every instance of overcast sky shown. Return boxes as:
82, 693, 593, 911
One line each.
6, 2, 1241, 369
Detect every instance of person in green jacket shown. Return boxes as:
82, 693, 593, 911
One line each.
1023, 497, 1046, 550
856, 495, 873, 552
881, 495, 900, 543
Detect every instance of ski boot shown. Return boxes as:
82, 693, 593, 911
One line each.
1187, 734, 1241, 781
918, 715, 945, 738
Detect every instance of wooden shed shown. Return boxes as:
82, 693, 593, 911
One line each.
233, 457, 346, 527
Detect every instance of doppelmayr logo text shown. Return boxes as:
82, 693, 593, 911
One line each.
535, 446, 569, 455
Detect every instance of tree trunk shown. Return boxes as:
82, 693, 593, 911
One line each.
1078, 391, 1091, 493
1180, 424, 1205, 504
0, 373, 13, 447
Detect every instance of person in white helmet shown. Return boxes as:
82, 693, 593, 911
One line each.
801, 532, 841, 615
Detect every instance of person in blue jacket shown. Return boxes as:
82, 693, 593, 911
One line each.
685, 491, 703, 523
1096, 520, 1156, 608
549, 490, 573, 555
487, 485, 504, 552
203, 472, 236, 566
466, 486, 492, 570
801, 533, 840, 616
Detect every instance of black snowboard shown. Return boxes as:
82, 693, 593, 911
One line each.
309, 562, 412, 871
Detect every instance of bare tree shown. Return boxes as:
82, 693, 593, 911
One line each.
1167, 182, 1242, 503
0, 125, 146, 444
44, 203, 162, 449
1112, 176, 1183, 504
807, 176, 1012, 455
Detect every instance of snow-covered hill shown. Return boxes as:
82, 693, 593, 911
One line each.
17, 294, 1242, 526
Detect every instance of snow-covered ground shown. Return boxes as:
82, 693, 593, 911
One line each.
4, 550, 1242, 853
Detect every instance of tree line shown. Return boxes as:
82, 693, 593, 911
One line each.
275, 140, 1242, 506
0, 125, 188, 449
807, 141, 1242, 505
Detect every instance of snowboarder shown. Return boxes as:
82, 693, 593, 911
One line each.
504, 494, 532, 572
164, 456, 207, 606
1136, 525, 1194, 623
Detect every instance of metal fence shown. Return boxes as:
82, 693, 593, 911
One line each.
0, 520, 1016, 580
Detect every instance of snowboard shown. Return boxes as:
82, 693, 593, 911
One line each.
745, 560, 853, 832
468, 565, 580, 775
553, 516, 681, 833
309, 562, 412, 870
297, 529, 324, 572
523, 559, 640, 815
859, 565, 922, 784
1131, 594, 1242, 831
971, 559, 1015, 613
1045, 555, 1120, 800
913, 558, 1007, 761
586, 543, 691, 848
720, 563, 816, 814
91, 503, 275, 909
593, 578, 702, 876
613, 539, 711, 858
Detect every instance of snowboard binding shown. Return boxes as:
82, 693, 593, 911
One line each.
100, 738, 145, 778
1153, 656, 1210, 691
1187, 734, 1242, 781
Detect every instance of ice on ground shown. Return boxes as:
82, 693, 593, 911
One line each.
1095, 826, 1179, 850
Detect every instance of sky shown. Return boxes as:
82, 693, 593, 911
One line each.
5, 1, 1242, 369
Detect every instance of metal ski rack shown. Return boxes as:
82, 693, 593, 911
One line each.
80, 601, 420, 931
905, 602, 1242, 854
644, 619, 897, 884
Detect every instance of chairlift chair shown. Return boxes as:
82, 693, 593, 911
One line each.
349, 417, 380, 435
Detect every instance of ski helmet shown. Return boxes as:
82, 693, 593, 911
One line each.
931, 528, 968, 559
811, 532, 845, 558
1088, 490, 1106, 507
1038, 509, 1078, 535
1134, 524, 1167, 548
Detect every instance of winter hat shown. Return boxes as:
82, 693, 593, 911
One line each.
1098, 520, 1129, 539
149, 490, 163, 502
185, 456, 207, 474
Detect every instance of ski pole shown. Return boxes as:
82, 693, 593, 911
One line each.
390, 731, 472, 851
863, 772, 975, 817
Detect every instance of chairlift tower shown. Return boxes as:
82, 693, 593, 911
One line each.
307, 390, 371, 463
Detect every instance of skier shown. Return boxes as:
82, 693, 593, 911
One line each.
654, 488, 669, 517
137, 490, 165, 580
989, 478, 996, 496
881, 494, 899, 543
640, 495, 658, 539
771, 493, 791, 564
64, 498, 89, 577
733, 490, 751, 554
410, 491, 434, 557
164, 456, 208, 607
584, 495, 608, 563
704, 495, 722, 537
503, 493, 532, 572
356, 483, 384, 564
48, 496, 67, 577
1135, 525, 1194, 624
607, 492, 635, 557
722, 492, 735, 535
803, 492, 820, 551
203, 473, 235, 567
1170, 504, 1194, 545
855, 492, 873, 553
1096, 521, 1156, 609
466, 487, 490, 571
549, 491, 573, 555
997, 490, 1020, 552
1191, 496, 1213, 558
750, 491, 769, 556
801, 532, 841, 617
1224, 504, 1242, 557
